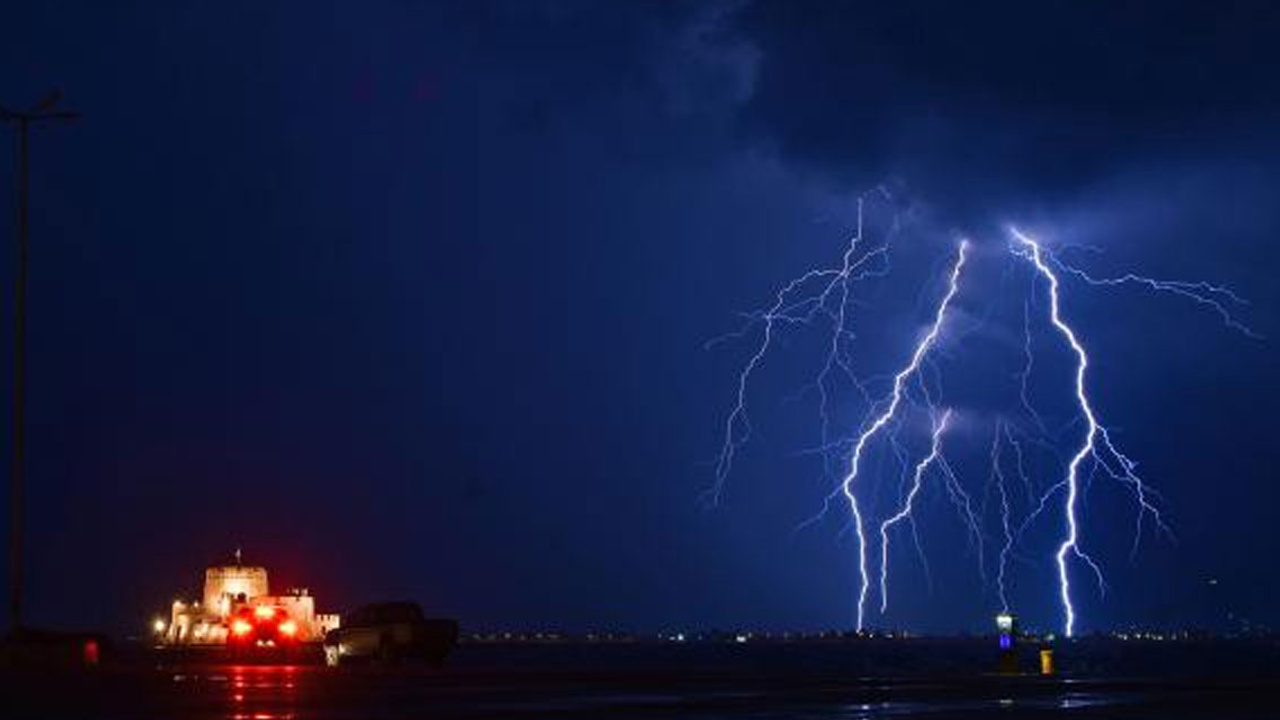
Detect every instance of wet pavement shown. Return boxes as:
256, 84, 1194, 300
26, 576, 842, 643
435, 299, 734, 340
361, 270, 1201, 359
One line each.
1, 662, 1276, 719
2, 641, 1277, 718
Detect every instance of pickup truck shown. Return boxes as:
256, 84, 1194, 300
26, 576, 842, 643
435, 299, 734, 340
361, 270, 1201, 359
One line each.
323, 602, 458, 667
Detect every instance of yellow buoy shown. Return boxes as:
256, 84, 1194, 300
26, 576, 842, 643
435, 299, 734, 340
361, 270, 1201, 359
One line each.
1039, 649, 1055, 676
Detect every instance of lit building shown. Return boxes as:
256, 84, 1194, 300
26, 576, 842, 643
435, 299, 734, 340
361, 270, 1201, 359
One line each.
159, 551, 340, 645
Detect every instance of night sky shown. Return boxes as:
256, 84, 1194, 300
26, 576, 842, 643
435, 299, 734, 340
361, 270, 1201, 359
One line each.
2, 1, 1278, 637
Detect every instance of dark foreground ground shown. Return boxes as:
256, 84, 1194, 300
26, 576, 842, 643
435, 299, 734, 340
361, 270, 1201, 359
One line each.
2, 639, 1277, 718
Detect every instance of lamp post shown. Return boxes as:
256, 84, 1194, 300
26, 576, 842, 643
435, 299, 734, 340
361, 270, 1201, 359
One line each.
1, 90, 78, 634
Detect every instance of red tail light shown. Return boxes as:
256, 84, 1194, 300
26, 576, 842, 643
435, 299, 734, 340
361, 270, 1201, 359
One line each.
279, 620, 297, 637
232, 619, 252, 636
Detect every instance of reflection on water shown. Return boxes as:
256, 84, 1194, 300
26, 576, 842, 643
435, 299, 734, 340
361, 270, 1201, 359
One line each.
171, 665, 302, 720
226, 665, 299, 720
478, 690, 1126, 718
130, 665, 1262, 719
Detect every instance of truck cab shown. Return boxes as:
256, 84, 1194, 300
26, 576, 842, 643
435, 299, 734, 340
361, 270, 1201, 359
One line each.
323, 602, 458, 667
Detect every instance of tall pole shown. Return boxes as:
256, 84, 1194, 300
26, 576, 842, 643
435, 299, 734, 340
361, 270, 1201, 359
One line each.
9, 118, 28, 635
1, 93, 76, 634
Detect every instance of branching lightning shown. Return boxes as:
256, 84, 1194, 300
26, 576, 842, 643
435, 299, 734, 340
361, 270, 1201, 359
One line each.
841, 239, 967, 630
709, 200, 1256, 637
990, 418, 1015, 615
1048, 255, 1261, 340
1011, 229, 1096, 638
879, 408, 952, 613
1011, 227, 1187, 636
707, 195, 891, 508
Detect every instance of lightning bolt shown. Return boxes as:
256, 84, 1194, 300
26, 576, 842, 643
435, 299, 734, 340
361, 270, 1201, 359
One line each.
842, 240, 968, 631
879, 408, 952, 613
1016, 299, 1049, 434
707, 195, 890, 507
936, 450, 987, 585
1049, 254, 1261, 340
710, 199, 1254, 637
989, 419, 1015, 615
1011, 227, 1165, 637
1002, 422, 1038, 510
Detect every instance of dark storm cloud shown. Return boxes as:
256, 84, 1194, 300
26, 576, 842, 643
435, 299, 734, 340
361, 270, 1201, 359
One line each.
467, 1, 1280, 232
731, 1, 1280, 212
467, 0, 759, 171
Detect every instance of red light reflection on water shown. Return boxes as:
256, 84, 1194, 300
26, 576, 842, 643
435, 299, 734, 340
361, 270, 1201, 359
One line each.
221, 665, 300, 720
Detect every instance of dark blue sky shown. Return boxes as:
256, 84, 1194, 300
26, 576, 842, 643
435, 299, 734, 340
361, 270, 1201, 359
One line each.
2, 1, 1277, 636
